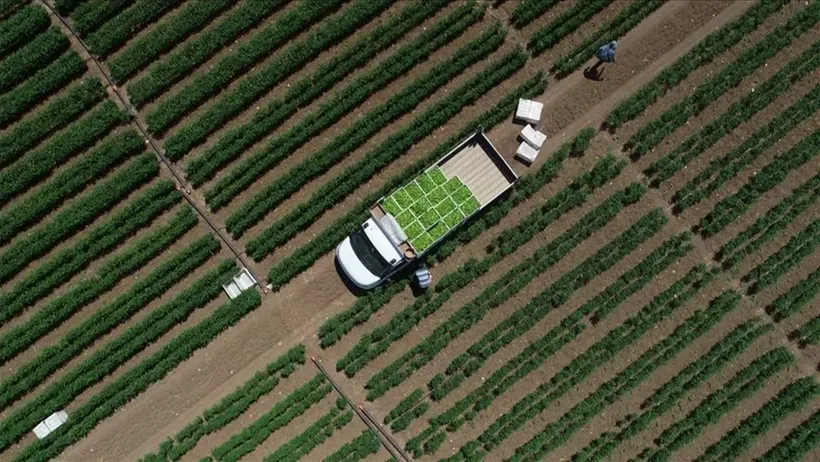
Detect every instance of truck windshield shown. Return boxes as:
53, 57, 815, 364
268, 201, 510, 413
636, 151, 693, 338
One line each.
350, 228, 392, 277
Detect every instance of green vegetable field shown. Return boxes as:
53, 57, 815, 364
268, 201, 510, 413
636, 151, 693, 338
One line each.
0, 1, 817, 461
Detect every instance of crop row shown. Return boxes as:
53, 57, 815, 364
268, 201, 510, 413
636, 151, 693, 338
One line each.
70, 0, 133, 36
207, 374, 332, 462
698, 130, 819, 237
13, 289, 263, 462
634, 347, 794, 462
0, 235, 222, 414
527, 0, 614, 55
142, 345, 306, 462
124, 0, 286, 102
767, 266, 820, 321
53, 0, 82, 15
794, 316, 820, 346
84, 0, 178, 56
605, 0, 787, 128
433, 231, 691, 405
0, 153, 156, 287
264, 72, 548, 289
335, 158, 629, 378
264, 401, 354, 462
244, 46, 529, 256
627, 2, 820, 159
509, 292, 744, 461
107, 0, 232, 82
0, 5, 50, 58
163, 0, 437, 160
0, 27, 69, 93
757, 410, 820, 461
146, 0, 348, 134
0, 130, 144, 244
647, 40, 820, 186
407, 231, 691, 451
674, 81, 820, 210
574, 319, 773, 462
0, 202, 191, 367
211, 23, 507, 215
5, 258, 238, 451
180, 0, 459, 172
0, 100, 128, 205
717, 173, 820, 270
510, 0, 562, 28
368, 204, 666, 402
745, 219, 820, 294
697, 377, 820, 462
0, 50, 87, 128
552, 0, 664, 76
0, 178, 179, 338
440, 267, 723, 460
317, 114, 575, 349
225, 33, 516, 238
0, 77, 104, 169
323, 430, 381, 462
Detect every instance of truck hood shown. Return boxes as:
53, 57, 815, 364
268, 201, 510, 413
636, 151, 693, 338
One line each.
336, 237, 381, 289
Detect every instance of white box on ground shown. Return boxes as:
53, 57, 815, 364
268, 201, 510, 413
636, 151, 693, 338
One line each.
516, 99, 543, 124
520, 125, 546, 149
516, 141, 539, 165
222, 267, 257, 299
33, 410, 68, 439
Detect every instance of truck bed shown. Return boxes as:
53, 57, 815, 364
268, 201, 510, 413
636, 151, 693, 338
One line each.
438, 135, 516, 206
372, 130, 517, 255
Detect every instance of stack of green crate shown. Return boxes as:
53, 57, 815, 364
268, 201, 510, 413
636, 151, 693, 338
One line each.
381, 167, 480, 251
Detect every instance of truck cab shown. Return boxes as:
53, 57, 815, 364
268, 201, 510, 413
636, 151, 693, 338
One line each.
336, 130, 517, 290
336, 217, 405, 289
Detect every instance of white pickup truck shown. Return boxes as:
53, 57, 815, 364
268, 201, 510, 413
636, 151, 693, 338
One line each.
336, 130, 518, 289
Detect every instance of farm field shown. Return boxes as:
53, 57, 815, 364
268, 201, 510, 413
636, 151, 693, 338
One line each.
0, 0, 818, 461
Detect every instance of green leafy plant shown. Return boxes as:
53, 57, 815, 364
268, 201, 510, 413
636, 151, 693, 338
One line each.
0, 154, 157, 286
574, 319, 772, 462
141, 346, 306, 462
0, 77, 104, 169
0, 27, 68, 93
766, 266, 820, 322
606, 0, 787, 128
510, 0, 562, 28
322, 430, 381, 462
0, 5, 50, 58
146, 0, 350, 134
633, 347, 795, 462
627, 2, 820, 159
698, 131, 820, 237
528, 0, 615, 54
0, 100, 129, 205
0, 130, 145, 244
0, 237, 223, 413
756, 410, 820, 462
213, 23, 508, 218
84, 0, 178, 56
696, 377, 819, 462
0, 203, 192, 365
650, 43, 820, 188
124, 0, 287, 102
745, 219, 820, 294
107, 0, 233, 81
70, 0, 134, 36
165, 0, 448, 162
0, 51, 86, 128
717, 174, 819, 270
10, 290, 263, 461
